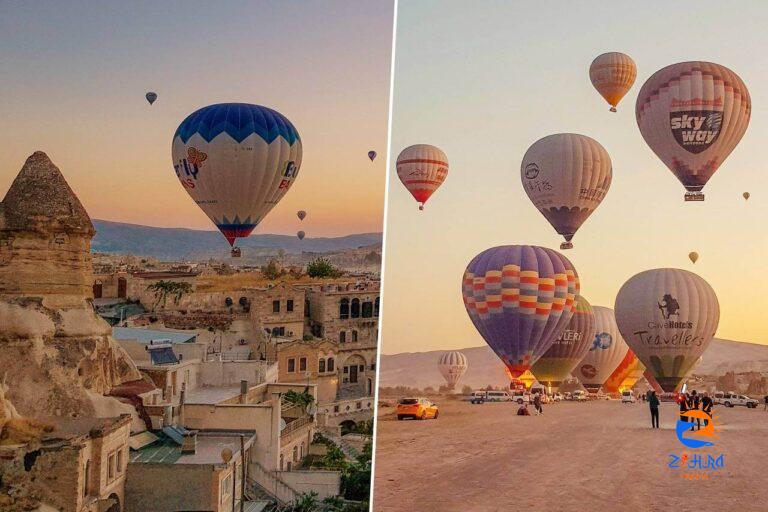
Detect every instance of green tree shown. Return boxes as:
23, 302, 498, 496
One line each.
262, 259, 282, 280
146, 280, 193, 311
307, 257, 343, 278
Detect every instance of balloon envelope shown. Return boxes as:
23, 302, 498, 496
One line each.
172, 103, 302, 247
146, 92, 157, 105
531, 295, 596, 392
297, 231, 305, 240
636, 62, 751, 201
743, 192, 750, 200
615, 268, 719, 392
437, 351, 468, 390
575, 306, 629, 392
368, 150, 377, 161
521, 134, 612, 249
602, 349, 644, 394
462, 245, 579, 379
689, 252, 699, 264
297, 210, 306, 221
589, 52, 636, 112
396, 144, 448, 210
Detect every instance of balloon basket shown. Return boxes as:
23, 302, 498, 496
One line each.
418, 204, 424, 211
231, 247, 242, 258
609, 106, 617, 113
684, 192, 704, 202
560, 241, 573, 250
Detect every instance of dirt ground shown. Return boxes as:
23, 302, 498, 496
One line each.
372, 398, 768, 511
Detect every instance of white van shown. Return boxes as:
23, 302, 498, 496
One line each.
621, 390, 636, 403
485, 390, 514, 402
572, 390, 587, 402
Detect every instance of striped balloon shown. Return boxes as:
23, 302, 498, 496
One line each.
437, 351, 468, 390
462, 245, 579, 379
615, 268, 719, 393
575, 306, 629, 393
172, 103, 302, 247
589, 52, 637, 112
636, 62, 751, 201
396, 144, 448, 210
521, 134, 612, 249
602, 349, 644, 394
531, 295, 596, 392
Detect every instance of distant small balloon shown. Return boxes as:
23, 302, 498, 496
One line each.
689, 252, 699, 264
368, 151, 377, 161
743, 192, 750, 201
297, 231, 305, 240
297, 210, 306, 221
146, 92, 157, 105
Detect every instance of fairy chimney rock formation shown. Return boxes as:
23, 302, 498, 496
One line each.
0, 152, 142, 422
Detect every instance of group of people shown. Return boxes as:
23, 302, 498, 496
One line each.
645, 389, 714, 429
517, 392, 544, 416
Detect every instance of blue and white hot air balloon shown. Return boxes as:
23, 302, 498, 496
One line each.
172, 103, 302, 253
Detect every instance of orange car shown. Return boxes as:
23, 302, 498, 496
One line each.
396, 397, 439, 420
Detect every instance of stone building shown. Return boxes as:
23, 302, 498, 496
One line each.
0, 152, 143, 422
276, 339, 339, 404
0, 414, 132, 512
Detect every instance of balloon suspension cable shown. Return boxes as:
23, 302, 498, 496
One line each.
684, 191, 705, 202
560, 241, 573, 250
418, 203, 424, 211
610, 106, 617, 113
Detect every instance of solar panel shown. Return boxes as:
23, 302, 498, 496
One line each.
149, 347, 179, 365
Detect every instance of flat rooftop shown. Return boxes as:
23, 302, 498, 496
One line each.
129, 431, 255, 465
184, 386, 242, 405
113, 327, 197, 345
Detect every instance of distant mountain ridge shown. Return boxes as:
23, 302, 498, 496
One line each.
91, 219, 382, 260
379, 338, 768, 390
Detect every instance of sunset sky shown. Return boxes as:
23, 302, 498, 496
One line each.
382, 1, 768, 353
0, 1, 393, 237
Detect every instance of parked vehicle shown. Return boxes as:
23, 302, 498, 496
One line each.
722, 393, 758, 408
510, 390, 530, 404
563, 392, 572, 401
572, 390, 587, 402
467, 390, 520, 404
552, 392, 564, 402
397, 397, 439, 420
621, 390, 636, 403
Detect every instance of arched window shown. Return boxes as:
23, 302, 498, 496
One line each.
351, 298, 360, 318
339, 298, 350, 319
352, 330, 358, 342
319, 358, 326, 373
362, 301, 373, 318
328, 357, 335, 372
340, 331, 346, 343
374, 297, 380, 317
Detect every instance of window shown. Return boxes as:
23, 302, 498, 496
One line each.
339, 298, 349, 319
343, 366, 349, 374
272, 300, 280, 313
351, 298, 360, 318
116, 449, 123, 474
340, 331, 346, 343
108, 452, 116, 481
327, 358, 335, 372
352, 330, 358, 342
288, 358, 296, 373
356, 401, 362, 409
272, 326, 285, 336
287, 299, 294, 312
83, 460, 91, 497
299, 357, 307, 372
370, 363, 376, 371
280, 454, 284, 471
374, 297, 380, 317
362, 301, 373, 318
319, 359, 326, 373
305, 299, 310, 317
358, 365, 365, 372
293, 446, 298, 461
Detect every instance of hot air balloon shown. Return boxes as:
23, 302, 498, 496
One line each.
368, 151, 377, 162
437, 351, 468, 390
297, 231, 305, 240
614, 268, 719, 393
146, 92, 157, 105
743, 192, 750, 201
589, 52, 637, 112
689, 252, 699, 264
462, 245, 579, 379
575, 306, 629, 393
396, 144, 448, 210
531, 295, 596, 393
297, 210, 306, 221
521, 134, 612, 249
602, 349, 645, 394
636, 62, 751, 201
172, 103, 302, 257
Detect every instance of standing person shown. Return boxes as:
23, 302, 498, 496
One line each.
679, 392, 689, 428
533, 392, 543, 415
690, 390, 701, 431
701, 392, 713, 427
764, 395, 768, 412
649, 390, 660, 428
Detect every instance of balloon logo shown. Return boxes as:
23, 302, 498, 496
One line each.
589, 52, 637, 112
689, 252, 699, 264
146, 92, 157, 105
521, 134, 612, 249
590, 332, 613, 350
368, 150, 377, 162
396, 144, 448, 211
636, 62, 751, 201
580, 365, 597, 379
172, 103, 302, 249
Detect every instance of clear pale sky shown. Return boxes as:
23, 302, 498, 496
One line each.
0, 0, 393, 237
381, 1, 768, 353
